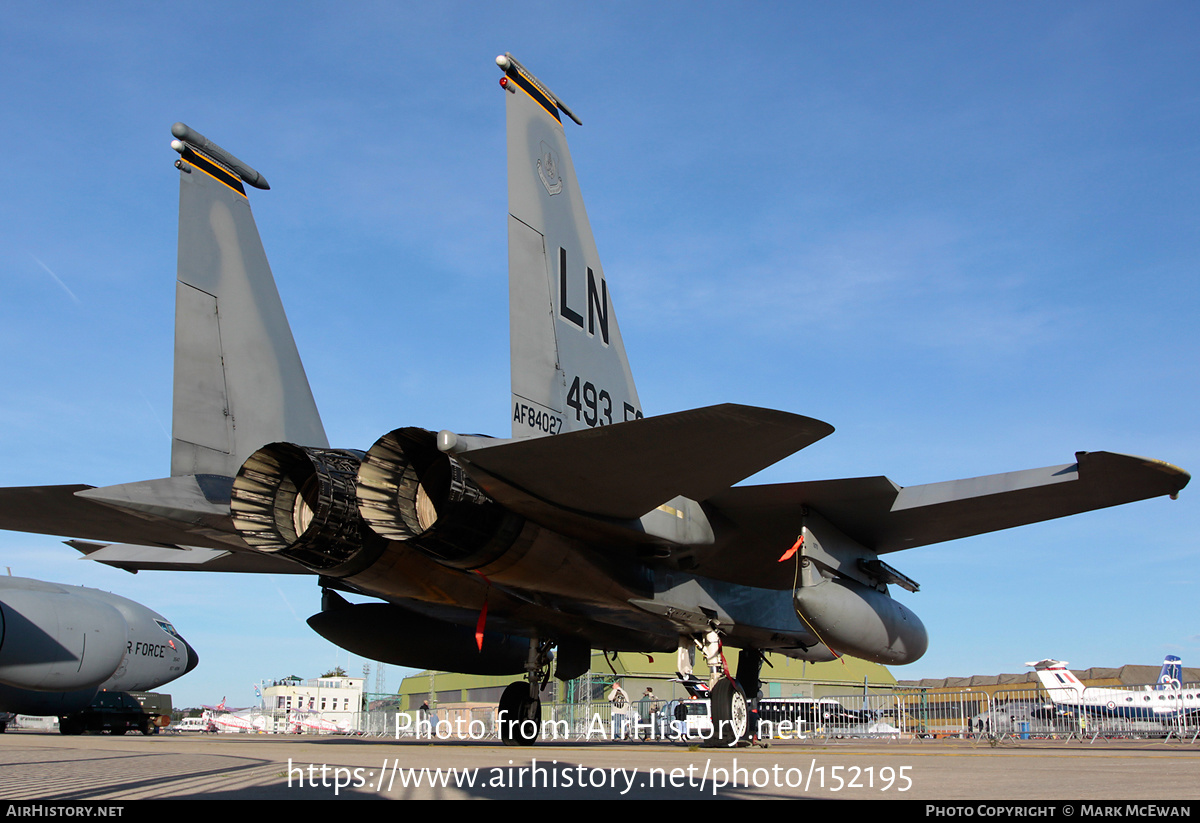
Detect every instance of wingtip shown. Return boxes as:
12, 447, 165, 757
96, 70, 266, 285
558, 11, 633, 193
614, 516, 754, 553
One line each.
1077, 451, 1190, 497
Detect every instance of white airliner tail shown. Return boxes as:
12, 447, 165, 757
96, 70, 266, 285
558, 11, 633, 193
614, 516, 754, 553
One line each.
1026, 659, 1085, 704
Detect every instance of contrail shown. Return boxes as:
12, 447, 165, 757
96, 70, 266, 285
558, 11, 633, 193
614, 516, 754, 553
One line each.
275, 583, 304, 623
139, 390, 171, 438
30, 255, 81, 304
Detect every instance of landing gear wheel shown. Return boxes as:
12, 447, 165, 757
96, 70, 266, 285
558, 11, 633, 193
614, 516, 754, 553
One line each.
498, 681, 541, 746
704, 678, 748, 748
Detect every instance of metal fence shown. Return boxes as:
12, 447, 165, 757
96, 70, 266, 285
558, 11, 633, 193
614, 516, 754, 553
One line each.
265, 681, 1200, 744
749, 684, 1200, 743
955, 685, 1200, 743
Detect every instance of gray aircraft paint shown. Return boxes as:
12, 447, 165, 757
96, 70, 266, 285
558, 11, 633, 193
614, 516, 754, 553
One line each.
171, 129, 327, 477
0, 577, 197, 716
504, 56, 641, 438
0, 56, 1188, 685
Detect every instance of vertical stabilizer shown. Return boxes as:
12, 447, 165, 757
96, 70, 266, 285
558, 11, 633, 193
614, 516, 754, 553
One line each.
1027, 659, 1085, 704
1157, 655, 1183, 689
499, 55, 642, 439
169, 124, 327, 477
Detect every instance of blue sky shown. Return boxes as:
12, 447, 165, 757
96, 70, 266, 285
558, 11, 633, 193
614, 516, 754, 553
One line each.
1, 3, 1196, 708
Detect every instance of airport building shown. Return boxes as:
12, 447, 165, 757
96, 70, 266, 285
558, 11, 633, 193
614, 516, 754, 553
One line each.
260, 674, 365, 731
393, 651, 896, 714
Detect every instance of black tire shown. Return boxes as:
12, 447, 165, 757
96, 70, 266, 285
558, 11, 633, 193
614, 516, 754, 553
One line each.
498, 681, 541, 746
704, 678, 748, 748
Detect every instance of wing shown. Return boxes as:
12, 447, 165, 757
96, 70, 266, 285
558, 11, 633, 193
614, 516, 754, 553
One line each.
697, 451, 1190, 588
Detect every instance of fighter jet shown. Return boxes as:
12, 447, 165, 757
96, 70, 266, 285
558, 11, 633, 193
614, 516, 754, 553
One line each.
0, 576, 198, 732
0, 54, 1188, 747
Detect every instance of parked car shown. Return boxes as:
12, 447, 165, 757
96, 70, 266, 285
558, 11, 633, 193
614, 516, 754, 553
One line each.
655, 699, 712, 740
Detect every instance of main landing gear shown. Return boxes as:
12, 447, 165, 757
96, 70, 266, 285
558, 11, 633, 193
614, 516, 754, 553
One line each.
684, 627, 751, 749
498, 681, 541, 746
498, 638, 552, 746
708, 677, 749, 748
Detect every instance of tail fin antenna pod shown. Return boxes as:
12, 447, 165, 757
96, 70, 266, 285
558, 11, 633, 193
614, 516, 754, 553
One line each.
170, 124, 327, 477
499, 55, 641, 439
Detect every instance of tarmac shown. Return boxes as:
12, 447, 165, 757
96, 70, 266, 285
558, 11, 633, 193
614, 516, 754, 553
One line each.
1, 731, 1198, 800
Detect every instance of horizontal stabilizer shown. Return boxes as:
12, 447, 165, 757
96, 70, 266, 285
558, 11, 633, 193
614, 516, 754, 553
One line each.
0, 484, 242, 551
451, 404, 834, 519
706, 451, 1189, 576
66, 540, 302, 574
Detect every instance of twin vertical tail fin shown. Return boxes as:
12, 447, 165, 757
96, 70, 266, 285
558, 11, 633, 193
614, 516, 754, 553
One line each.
172, 59, 647, 470
499, 55, 642, 439
169, 123, 327, 478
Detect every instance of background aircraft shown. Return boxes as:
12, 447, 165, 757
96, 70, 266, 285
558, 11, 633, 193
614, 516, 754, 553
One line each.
1029, 657, 1200, 722
1, 6, 1196, 714
202, 706, 266, 733
0, 576, 198, 731
287, 709, 357, 735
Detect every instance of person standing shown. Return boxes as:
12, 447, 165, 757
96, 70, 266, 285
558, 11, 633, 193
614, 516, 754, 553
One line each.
607, 680, 630, 740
